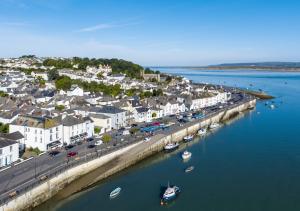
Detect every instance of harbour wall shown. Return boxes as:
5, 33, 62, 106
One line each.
0, 99, 256, 211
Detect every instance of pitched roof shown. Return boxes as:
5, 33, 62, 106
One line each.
0, 138, 17, 148
0, 131, 24, 140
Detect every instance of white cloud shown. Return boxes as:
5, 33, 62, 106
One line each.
78, 21, 140, 32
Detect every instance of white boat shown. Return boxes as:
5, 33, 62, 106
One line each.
270, 104, 275, 109
164, 143, 179, 152
185, 166, 194, 173
181, 150, 192, 160
110, 187, 121, 198
209, 123, 220, 129
198, 128, 207, 136
183, 135, 194, 142
161, 183, 180, 205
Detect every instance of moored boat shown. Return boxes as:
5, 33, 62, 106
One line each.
110, 187, 121, 198
198, 128, 207, 136
164, 143, 179, 152
209, 123, 220, 129
183, 135, 194, 142
185, 166, 194, 173
160, 183, 180, 205
181, 150, 192, 160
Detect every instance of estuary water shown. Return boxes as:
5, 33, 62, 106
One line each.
39, 68, 300, 211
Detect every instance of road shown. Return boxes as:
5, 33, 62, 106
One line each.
0, 91, 253, 205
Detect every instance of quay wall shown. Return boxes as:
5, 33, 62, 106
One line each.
0, 99, 256, 211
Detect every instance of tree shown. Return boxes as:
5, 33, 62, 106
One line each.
48, 69, 59, 81
55, 76, 72, 91
0, 91, 8, 97
0, 123, 9, 133
94, 127, 101, 134
97, 72, 104, 79
55, 105, 65, 111
36, 76, 46, 87
152, 112, 157, 118
102, 134, 112, 143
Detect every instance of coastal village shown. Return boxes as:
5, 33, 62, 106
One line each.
0, 56, 232, 167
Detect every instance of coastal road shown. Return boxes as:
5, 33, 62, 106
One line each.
0, 92, 253, 204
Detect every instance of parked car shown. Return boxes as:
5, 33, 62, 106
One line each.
144, 137, 151, 142
95, 140, 103, 146
87, 144, 96, 149
67, 151, 77, 157
86, 137, 94, 142
48, 150, 60, 157
123, 130, 130, 135
64, 144, 75, 150
76, 141, 83, 145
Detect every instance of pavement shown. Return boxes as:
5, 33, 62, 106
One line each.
0, 91, 254, 205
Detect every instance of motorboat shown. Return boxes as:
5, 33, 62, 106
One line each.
164, 143, 179, 152
161, 183, 180, 205
183, 135, 194, 142
209, 123, 220, 129
184, 166, 194, 173
270, 104, 275, 109
181, 150, 192, 160
110, 187, 121, 198
198, 128, 207, 136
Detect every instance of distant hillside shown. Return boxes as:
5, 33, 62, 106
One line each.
155, 62, 300, 71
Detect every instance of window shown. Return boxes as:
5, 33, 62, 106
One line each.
0, 149, 2, 155
50, 134, 52, 141
10, 146, 13, 152
35, 129, 37, 134
50, 129, 53, 133
35, 137, 37, 142
56, 127, 59, 132
56, 133, 58, 139
40, 130, 42, 134
40, 138, 42, 143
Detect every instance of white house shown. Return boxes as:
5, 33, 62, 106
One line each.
0, 138, 19, 167
89, 114, 112, 134
0, 111, 19, 124
61, 115, 94, 144
75, 106, 126, 129
0, 131, 25, 151
9, 115, 63, 151
31, 71, 48, 81
67, 85, 84, 97
133, 107, 152, 123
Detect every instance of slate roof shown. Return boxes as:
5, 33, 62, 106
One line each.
0, 131, 24, 141
0, 138, 17, 148
89, 106, 125, 114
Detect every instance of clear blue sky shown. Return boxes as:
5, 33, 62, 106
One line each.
0, 0, 300, 66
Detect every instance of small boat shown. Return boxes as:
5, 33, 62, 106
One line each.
198, 128, 207, 136
160, 183, 180, 205
183, 135, 194, 142
164, 143, 179, 152
185, 166, 194, 173
181, 150, 192, 160
270, 104, 275, 109
110, 187, 121, 198
209, 123, 220, 130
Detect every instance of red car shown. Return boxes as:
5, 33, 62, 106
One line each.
152, 122, 160, 126
67, 151, 78, 157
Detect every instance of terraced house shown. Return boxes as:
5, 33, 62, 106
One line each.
9, 116, 63, 151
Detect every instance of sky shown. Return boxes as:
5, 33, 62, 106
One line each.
0, 0, 300, 66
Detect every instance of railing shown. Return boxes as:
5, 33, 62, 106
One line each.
0, 139, 136, 206
0, 97, 255, 207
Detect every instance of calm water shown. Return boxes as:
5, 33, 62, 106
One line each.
39, 69, 300, 211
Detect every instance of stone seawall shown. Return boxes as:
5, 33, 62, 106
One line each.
0, 99, 256, 211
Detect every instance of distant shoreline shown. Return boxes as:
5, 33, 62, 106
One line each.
152, 66, 300, 72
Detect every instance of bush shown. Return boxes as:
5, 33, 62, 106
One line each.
102, 134, 112, 143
